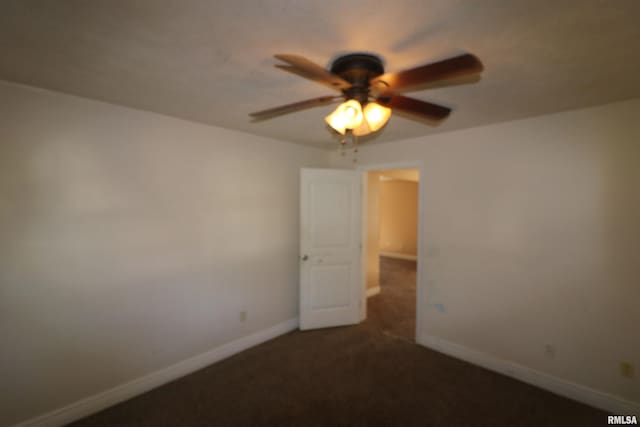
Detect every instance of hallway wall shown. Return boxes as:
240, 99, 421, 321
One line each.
379, 179, 419, 256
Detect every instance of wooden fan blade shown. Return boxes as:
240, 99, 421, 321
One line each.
249, 96, 341, 121
378, 93, 451, 122
371, 53, 483, 92
274, 54, 351, 90
276, 65, 346, 92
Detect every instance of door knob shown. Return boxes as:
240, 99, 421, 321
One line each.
301, 254, 309, 261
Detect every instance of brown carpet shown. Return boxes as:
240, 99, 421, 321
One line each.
368, 256, 417, 342
70, 257, 606, 426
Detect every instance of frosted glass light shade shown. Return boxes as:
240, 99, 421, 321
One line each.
325, 100, 364, 135
363, 102, 391, 132
353, 102, 392, 136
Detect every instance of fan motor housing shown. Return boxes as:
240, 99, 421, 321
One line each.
331, 53, 384, 102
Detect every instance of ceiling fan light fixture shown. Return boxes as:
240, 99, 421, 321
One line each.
325, 99, 363, 135
253, 51, 483, 146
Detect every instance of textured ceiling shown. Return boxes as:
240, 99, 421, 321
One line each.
1, 1, 639, 148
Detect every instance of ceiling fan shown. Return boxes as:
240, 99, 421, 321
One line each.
250, 52, 484, 139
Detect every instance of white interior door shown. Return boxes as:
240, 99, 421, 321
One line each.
299, 168, 361, 330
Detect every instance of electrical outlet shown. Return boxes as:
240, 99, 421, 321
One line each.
239, 311, 247, 322
620, 362, 635, 378
544, 344, 556, 358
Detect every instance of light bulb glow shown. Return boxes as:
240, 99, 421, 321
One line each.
363, 102, 391, 132
325, 109, 347, 135
353, 119, 371, 136
339, 100, 363, 128
325, 100, 364, 134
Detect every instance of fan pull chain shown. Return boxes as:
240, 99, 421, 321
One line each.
340, 134, 347, 156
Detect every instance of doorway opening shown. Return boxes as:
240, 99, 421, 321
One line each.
361, 167, 420, 342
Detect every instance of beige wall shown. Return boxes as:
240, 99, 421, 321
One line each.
379, 179, 418, 256
331, 98, 640, 408
0, 81, 327, 426
365, 172, 382, 290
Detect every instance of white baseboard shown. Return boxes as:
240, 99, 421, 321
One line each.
418, 333, 640, 415
366, 286, 381, 297
379, 251, 417, 261
14, 318, 299, 427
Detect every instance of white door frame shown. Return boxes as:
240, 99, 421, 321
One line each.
358, 161, 424, 342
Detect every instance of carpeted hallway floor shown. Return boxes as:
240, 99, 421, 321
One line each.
71, 257, 605, 426
368, 256, 417, 342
